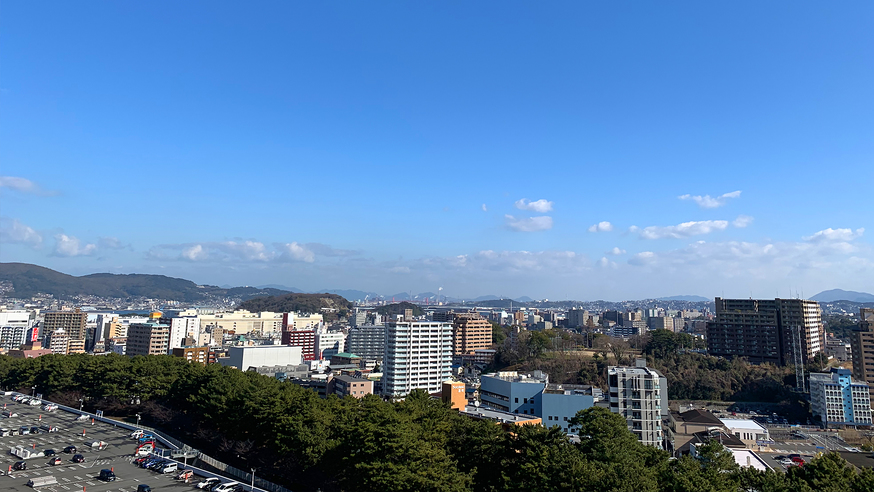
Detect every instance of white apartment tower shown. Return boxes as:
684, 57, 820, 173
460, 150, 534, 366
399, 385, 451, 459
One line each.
608, 360, 669, 449
383, 321, 452, 398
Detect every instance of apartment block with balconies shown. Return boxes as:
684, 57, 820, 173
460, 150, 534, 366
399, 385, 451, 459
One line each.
608, 360, 668, 449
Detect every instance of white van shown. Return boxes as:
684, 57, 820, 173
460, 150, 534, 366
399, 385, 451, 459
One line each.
159, 462, 178, 474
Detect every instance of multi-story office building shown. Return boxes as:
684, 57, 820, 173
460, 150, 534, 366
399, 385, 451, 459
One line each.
0, 310, 33, 350
315, 331, 346, 360
127, 322, 170, 356
168, 317, 201, 351
332, 375, 374, 398
351, 308, 368, 328
382, 321, 452, 398
283, 329, 316, 361
566, 308, 589, 328
451, 312, 492, 355
347, 324, 385, 360
43, 309, 87, 341
608, 360, 668, 449
479, 371, 599, 434
851, 308, 874, 399
809, 368, 872, 427
220, 345, 303, 371
648, 316, 677, 332
707, 298, 824, 366
198, 310, 284, 336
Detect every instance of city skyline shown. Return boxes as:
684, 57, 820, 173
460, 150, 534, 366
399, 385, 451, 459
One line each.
2, 2, 872, 300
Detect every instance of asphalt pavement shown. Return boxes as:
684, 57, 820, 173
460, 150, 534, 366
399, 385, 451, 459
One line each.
0, 396, 213, 492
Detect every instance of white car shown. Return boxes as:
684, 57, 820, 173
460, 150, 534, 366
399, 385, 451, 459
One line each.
196, 477, 220, 489
213, 482, 241, 492
779, 458, 793, 466
846, 447, 862, 453
43, 404, 58, 412
130, 429, 144, 439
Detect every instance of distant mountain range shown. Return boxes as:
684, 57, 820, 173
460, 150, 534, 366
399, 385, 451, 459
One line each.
0, 263, 292, 302
656, 295, 711, 302
811, 289, 874, 303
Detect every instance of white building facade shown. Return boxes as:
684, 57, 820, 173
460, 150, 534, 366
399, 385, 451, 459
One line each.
383, 321, 452, 398
608, 360, 668, 449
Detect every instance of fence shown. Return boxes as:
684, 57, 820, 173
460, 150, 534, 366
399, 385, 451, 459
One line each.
9, 392, 293, 492
197, 453, 294, 492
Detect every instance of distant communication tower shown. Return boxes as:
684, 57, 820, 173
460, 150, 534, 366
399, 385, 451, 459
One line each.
791, 324, 805, 392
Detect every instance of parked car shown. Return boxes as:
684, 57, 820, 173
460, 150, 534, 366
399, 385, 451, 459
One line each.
49, 457, 63, 466
72, 454, 85, 463
136, 485, 152, 492
213, 481, 241, 492
63, 445, 77, 454
12, 460, 27, 471
2, 411, 18, 417
0, 428, 10, 436
176, 469, 194, 481
19, 426, 30, 435
130, 429, 144, 439
44, 449, 56, 457
159, 462, 178, 474
43, 404, 58, 412
196, 477, 221, 489
30, 426, 41, 434
99, 469, 117, 482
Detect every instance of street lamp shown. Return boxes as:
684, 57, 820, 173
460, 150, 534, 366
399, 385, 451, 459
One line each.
250, 468, 256, 491
31, 386, 36, 397
136, 413, 141, 428
78, 398, 84, 412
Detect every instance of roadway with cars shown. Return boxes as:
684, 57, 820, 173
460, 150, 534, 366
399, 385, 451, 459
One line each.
0, 395, 230, 492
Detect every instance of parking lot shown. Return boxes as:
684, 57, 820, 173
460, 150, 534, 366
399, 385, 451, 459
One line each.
0, 396, 206, 492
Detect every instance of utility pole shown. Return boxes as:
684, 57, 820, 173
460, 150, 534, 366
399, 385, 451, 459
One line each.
250, 468, 256, 491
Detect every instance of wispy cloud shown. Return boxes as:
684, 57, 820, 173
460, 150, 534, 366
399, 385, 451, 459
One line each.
52, 234, 97, 257
514, 198, 554, 213
732, 215, 754, 228
0, 176, 59, 196
504, 215, 553, 232
634, 220, 729, 239
678, 190, 741, 209
588, 221, 613, 233
803, 227, 864, 243
0, 217, 43, 247
147, 240, 357, 264
606, 247, 626, 255
481, 204, 488, 212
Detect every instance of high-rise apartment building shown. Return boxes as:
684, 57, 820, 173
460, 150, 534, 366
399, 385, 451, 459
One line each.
347, 324, 385, 360
43, 309, 87, 341
127, 322, 170, 356
284, 329, 316, 361
809, 368, 872, 427
707, 298, 823, 366
451, 312, 492, 355
315, 331, 346, 360
608, 360, 668, 449
0, 325, 27, 351
566, 308, 589, 328
851, 308, 874, 398
382, 321, 452, 398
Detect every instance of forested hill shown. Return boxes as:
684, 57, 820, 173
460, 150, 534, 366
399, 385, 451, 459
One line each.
0, 262, 290, 301
237, 292, 352, 320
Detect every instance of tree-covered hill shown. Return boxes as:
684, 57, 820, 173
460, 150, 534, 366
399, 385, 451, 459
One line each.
0, 262, 290, 301
238, 292, 352, 320
374, 301, 424, 317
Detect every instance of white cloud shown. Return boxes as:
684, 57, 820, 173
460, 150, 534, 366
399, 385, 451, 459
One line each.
481, 204, 488, 212
278, 242, 315, 263
389, 266, 411, 274
182, 244, 207, 261
678, 190, 741, 209
98, 236, 127, 250
0, 217, 42, 247
597, 257, 618, 269
803, 228, 864, 243
0, 176, 58, 196
505, 215, 553, 232
588, 221, 613, 233
733, 215, 754, 228
637, 220, 729, 239
606, 247, 626, 255
514, 198, 554, 213
52, 234, 97, 257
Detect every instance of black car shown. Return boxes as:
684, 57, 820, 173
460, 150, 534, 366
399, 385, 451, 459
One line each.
63, 445, 76, 454
99, 469, 117, 482
72, 454, 85, 463
30, 426, 40, 434
136, 485, 152, 492
44, 449, 56, 457
12, 460, 26, 471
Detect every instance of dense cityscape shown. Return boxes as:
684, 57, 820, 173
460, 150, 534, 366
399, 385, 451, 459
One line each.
2, 2, 873, 491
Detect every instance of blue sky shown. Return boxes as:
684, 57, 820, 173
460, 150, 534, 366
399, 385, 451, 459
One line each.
1, 2, 872, 300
